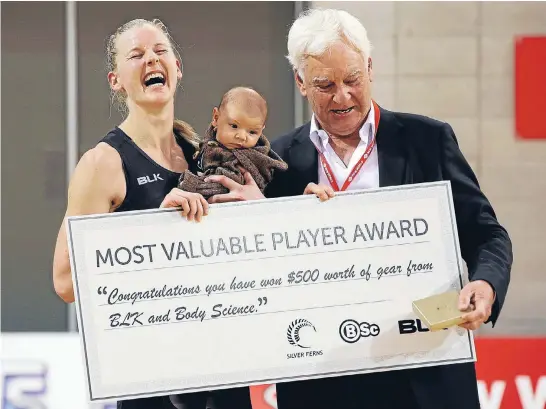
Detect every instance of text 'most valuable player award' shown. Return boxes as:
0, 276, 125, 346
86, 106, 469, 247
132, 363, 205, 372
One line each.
67, 181, 475, 402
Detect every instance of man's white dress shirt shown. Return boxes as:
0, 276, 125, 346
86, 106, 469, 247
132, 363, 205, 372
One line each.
309, 104, 380, 191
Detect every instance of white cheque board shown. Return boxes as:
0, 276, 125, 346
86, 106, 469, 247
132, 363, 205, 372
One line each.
67, 181, 476, 402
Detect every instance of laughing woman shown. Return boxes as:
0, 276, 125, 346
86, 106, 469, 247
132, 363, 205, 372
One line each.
52, 18, 253, 409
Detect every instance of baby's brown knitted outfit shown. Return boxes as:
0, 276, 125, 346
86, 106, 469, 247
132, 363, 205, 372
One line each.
178, 126, 288, 199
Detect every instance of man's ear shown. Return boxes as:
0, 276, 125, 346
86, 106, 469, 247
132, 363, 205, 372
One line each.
211, 107, 220, 127
294, 70, 307, 97
107, 71, 123, 92
367, 57, 373, 83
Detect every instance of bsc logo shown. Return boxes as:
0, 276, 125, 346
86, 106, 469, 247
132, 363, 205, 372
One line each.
287, 318, 316, 349
339, 319, 380, 343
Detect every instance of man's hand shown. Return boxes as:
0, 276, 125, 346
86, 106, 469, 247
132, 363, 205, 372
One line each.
160, 188, 209, 222
303, 183, 335, 202
458, 280, 495, 330
206, 171, 265, 204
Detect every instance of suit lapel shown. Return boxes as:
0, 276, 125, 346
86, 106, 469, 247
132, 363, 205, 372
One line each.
376, 106, 408, 187
288, 123, 319, 187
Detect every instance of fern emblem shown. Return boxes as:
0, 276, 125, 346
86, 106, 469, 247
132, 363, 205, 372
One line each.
287, 318, 316, 348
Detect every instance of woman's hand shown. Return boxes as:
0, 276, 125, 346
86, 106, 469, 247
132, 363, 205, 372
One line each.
160, 188, 209, 222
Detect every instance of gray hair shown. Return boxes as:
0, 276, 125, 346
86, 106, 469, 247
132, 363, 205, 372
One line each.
286, 8, 373, 79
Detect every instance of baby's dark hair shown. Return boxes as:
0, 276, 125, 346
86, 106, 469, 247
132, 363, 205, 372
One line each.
199, 86, 268, 154
217, 86, 268, 118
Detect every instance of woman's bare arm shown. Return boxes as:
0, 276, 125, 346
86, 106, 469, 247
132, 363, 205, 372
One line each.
53, 143, 124, 303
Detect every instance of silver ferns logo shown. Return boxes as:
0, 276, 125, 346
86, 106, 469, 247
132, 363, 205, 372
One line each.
287, 318, 316, 349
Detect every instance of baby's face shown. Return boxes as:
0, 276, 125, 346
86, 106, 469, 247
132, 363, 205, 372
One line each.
212, 103, 265, 149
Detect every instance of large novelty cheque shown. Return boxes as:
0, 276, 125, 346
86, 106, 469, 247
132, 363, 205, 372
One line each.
67, 181, 475, 402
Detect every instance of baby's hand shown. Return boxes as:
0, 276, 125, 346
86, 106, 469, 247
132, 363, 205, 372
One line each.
303, 183, 335, 202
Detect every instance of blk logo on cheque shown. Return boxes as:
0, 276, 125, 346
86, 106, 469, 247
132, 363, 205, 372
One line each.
286, 318, 323, 359
339, 319, 380, 343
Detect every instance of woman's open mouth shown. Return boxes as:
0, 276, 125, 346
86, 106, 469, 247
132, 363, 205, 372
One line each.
143, 72, 166, 89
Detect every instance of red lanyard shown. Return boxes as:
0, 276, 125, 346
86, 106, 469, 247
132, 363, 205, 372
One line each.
315, 100, 380, 192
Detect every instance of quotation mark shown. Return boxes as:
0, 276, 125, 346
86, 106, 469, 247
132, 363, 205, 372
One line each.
258, 297, 268, 306
97, 286, 108, 295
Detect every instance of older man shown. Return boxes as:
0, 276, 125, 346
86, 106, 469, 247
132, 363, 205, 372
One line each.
207, 7, 512, 409
263, 8, 512, 409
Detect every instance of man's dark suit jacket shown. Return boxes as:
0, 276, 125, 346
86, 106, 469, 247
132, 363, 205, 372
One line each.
264, 106, 513, 409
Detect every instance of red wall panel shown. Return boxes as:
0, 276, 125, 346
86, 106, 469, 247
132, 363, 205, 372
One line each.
515, 36, 546, 139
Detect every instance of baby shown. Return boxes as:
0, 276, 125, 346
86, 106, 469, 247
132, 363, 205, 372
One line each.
178, 86, 288, 199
